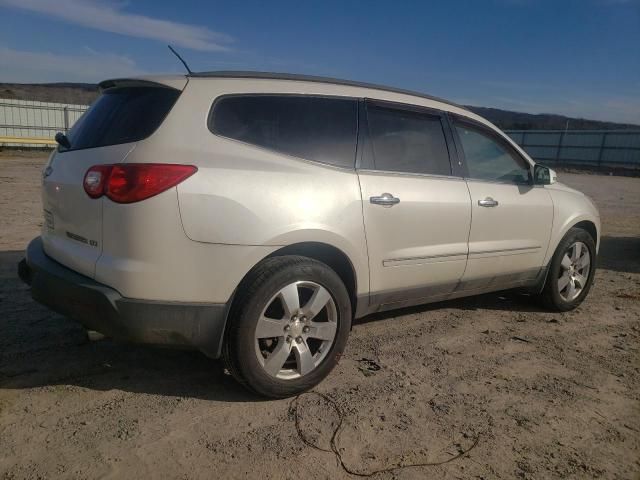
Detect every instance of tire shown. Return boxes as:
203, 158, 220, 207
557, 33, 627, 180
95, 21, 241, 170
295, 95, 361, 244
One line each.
223, 255, 352, 398
539, 227, 597, 311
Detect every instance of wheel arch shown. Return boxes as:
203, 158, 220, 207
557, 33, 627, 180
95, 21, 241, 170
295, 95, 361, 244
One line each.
264, 242, 358, 314
544, 213, 601, 267
559, 217, 600, 254
215, 241, 361, 358
533, 217, 599, 296
572, 220, 598, 246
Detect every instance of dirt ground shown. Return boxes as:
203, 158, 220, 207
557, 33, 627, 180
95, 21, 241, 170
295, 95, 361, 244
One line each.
1, 153, 638, 479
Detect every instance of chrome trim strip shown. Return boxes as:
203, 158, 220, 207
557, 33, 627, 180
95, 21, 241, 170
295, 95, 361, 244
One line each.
465, 178, 534, 187
383, 252, 468, 267
382, 247, 541, 267
357, 168, 464, 181
469, 246, 541, 255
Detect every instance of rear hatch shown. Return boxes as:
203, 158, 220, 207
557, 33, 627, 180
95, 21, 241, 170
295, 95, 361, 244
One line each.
41, 80, 184, 278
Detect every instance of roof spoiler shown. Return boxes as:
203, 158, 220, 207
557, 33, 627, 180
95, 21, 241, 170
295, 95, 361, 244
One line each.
98, 76, 188, 92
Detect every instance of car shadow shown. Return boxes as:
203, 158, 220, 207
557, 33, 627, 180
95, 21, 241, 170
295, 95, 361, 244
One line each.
0, 248, 545, 400
2, 234, 637, 399
597, 236, 640, 274
0, 249, 259, 402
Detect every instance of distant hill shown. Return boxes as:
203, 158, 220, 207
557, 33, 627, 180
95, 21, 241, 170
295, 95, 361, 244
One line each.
1, 82, 638, 131
0, 82, 99, 105
466, 106, 638, 131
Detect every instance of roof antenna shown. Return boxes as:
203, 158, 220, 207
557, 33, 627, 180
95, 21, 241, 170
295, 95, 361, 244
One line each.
167, 45, 193, 75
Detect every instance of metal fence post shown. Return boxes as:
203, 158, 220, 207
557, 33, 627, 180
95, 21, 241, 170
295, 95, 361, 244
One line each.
555, 131, 565, 166
63, 106, 69, 133
597, 132, 607, 168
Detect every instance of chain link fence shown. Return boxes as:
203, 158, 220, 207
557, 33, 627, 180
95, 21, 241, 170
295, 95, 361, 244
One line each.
0, 98, 87, 147
506, 130, 640, 170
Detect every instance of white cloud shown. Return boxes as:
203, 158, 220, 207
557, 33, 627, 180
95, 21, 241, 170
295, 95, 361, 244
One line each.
0, 0, 233, 52
0, 45, 144, 82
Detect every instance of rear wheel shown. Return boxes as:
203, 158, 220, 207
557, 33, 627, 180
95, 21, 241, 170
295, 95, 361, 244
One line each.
539, 227, 596, 311
223, 256, 351, 398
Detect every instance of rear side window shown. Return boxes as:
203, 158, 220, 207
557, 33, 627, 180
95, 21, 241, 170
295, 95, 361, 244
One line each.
65, 87, 180, 151
366, 103, 451, 176
210, 95, 358, 168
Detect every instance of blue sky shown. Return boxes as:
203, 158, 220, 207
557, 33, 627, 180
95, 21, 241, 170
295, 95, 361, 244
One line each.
0, 0, 638, 123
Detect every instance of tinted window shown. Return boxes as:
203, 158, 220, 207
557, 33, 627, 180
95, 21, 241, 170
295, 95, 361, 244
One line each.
210, 95, 358, 168
455, 123, 530, 183
65, 87, 180, 151
366, 104, 451, 176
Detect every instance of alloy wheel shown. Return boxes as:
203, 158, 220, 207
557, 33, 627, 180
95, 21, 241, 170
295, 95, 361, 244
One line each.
254, 281, 338, 380
557, 241, 591, 302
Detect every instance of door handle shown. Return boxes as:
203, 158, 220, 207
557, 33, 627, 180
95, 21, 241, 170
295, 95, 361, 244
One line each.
370, 193, 400, 206
478, 197, 499, 207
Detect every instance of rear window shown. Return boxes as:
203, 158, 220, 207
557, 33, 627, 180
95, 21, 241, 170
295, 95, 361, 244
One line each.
209, 95, 358, 168
64, 87, 180, 151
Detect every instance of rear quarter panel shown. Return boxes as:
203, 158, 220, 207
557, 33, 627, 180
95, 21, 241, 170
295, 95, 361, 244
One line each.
96, 187, 279, 303
177, 150, 369, 296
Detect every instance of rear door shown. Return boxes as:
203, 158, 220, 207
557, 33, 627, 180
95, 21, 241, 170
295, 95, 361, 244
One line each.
451, 117, 553, 286
357, 100, 471, 306
41, 84, 181, 278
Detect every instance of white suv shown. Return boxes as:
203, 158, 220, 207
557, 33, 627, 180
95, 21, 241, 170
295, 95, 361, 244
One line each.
19, 72, 600, 398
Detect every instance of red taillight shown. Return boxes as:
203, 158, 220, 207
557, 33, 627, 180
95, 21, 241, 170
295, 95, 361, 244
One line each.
106, 164, 197, 203
84, 164, 197, 203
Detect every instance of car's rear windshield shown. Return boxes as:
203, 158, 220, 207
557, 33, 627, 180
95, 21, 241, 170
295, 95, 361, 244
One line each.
63, 86, 180, 151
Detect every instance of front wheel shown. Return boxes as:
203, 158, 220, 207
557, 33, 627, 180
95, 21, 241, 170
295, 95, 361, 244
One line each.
223, 256, 352, 398
539, 227, 596, 311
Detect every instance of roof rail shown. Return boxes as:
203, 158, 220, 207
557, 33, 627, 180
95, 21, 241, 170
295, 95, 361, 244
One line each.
189, 71, 467, 111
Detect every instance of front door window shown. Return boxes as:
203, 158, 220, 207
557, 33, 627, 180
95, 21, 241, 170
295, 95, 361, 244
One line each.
455, 123, 530, 184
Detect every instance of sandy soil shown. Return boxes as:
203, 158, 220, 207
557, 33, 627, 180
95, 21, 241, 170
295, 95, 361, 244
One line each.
1, 155, 638, 479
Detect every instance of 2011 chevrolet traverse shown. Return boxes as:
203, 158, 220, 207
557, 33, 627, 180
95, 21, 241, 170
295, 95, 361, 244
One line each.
19, 72, 600, 398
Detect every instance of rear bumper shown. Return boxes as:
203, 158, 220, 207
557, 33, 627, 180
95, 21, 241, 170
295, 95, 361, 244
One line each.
19, 237, 229, 358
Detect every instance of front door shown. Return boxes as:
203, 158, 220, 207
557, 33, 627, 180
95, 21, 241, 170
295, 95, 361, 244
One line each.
358, 100, 472, 307
451, 118, 553, 288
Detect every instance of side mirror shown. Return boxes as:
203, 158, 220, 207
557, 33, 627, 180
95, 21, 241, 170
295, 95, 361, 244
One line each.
533, 164, 557, 185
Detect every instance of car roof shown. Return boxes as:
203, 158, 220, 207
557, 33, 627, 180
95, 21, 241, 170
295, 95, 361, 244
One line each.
189, 71, 468, 111
100, 71, 467, 112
